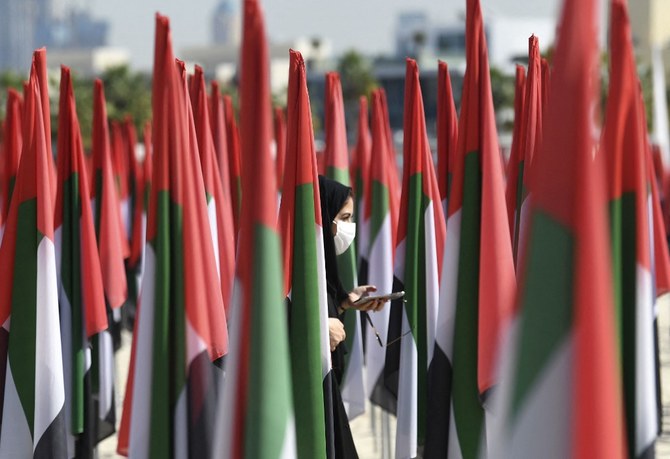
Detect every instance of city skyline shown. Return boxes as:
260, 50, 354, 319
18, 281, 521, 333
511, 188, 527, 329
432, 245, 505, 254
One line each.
89, 0, 561, 70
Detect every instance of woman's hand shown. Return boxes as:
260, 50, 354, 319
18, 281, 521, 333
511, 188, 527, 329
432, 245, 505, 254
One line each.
329, 318, 346, 352
344, 285, 387, 312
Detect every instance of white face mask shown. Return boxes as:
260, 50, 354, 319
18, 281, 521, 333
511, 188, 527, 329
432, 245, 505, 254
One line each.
333, 220, 356, 255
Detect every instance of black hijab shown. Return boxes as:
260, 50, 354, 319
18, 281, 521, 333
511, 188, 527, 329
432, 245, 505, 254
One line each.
318, 175, 352, 306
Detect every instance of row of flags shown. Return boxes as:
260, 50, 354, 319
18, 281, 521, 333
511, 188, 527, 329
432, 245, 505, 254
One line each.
1, 0, 670, 457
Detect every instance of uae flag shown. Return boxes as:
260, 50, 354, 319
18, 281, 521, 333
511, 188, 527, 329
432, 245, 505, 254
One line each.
365, 90, 398, 411
118, 15, 228, 458
279, 49, 333, 458
423, 59, 458, 456
491, 0, 626, 456
214, 1, 296, 457
323, 71, 366, 420
91, 79, 127, 441
603, 0, 660, 455
433, 1, 515, 457
191, 65, 236, 313
55, 65, 109, 458
384, 58, 446, 458
509, 36, 543, 267
0, 58, 67, 458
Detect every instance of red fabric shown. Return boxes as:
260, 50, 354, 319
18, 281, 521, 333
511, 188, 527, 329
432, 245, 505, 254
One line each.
399, 59, 446, 279
602, 0, 651, 272
378, 89, 400, 249
55, 65, 108, 337
223, 95, 242, 237
110, 121, 131, 258
0, 61, 55, 323
505, 65, 526, 235
324, 72, 350, 175
233, 1, 277, 455
126, 119, 145, 270
191, 65, 236, 313
351, 96, 371, 201
437, 61, 458, 206
457, 0, 516, 395
278, 50, 323, 296
92, 80, 128, 310
530, 0, 625, 455
32, 48, 57, 201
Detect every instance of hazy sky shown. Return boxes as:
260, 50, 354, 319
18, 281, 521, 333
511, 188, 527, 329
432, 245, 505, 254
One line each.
84, 0, 561, 70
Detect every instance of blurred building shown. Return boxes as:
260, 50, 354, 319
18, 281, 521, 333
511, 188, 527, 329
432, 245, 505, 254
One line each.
0, 0, 52, 72
393, 10, 555, 74
212, 0, 241, 47
182, 37, 332, 97
0, 0, 118, 75
629, 0, 670, 71
629, 0, 670, 63
51, 8, 109, 50
47, 47, 130, 77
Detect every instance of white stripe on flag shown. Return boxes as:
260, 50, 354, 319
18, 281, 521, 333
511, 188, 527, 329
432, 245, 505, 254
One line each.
496, 336, 573, 459
341, 311, 366, 419
129, 245, 157, 458
365, 214, 393, 397
55, 226, 77, 457
34, 237, 66, 447
213, 277, 243, 458
0, 360, 33, 455
436, 210, 461, 361
635, 264, 657, 455
174, 388, 188, 459
121, 197, 131, 241
98, 330, 115, 422
424, 201, 440, 367
207, 199, 221, 279
395, 309, 418, 459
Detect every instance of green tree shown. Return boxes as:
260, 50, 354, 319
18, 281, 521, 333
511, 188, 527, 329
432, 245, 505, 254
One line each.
101, 65, 152, 140
337, 50, 378, 104
0, 70, 25, 120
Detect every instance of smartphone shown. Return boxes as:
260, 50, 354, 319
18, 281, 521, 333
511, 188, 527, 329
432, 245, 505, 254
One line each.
354, 291, 405, 306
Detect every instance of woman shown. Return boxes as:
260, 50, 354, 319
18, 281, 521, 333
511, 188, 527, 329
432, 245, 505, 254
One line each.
318, 175, 386, 459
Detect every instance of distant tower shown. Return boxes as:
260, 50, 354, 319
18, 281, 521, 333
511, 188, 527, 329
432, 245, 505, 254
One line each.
212, 0, 241, 46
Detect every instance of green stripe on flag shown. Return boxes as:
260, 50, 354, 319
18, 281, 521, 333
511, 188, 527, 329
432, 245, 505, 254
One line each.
512, 211, 573, 418
8, 198, 39, 437
94, 170, 103, 235
326, 167, 350, 187
608, 198, 623, 353
618, 192, 638, 459
61, 173, 86, 434
513, 160, 526, 261
246, 224, 294, 459
148, 190, 187, 458
289, 183, 327, 458
451, 151, 483, 458
403, 173, 429, 443
370, 180, 390, 246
